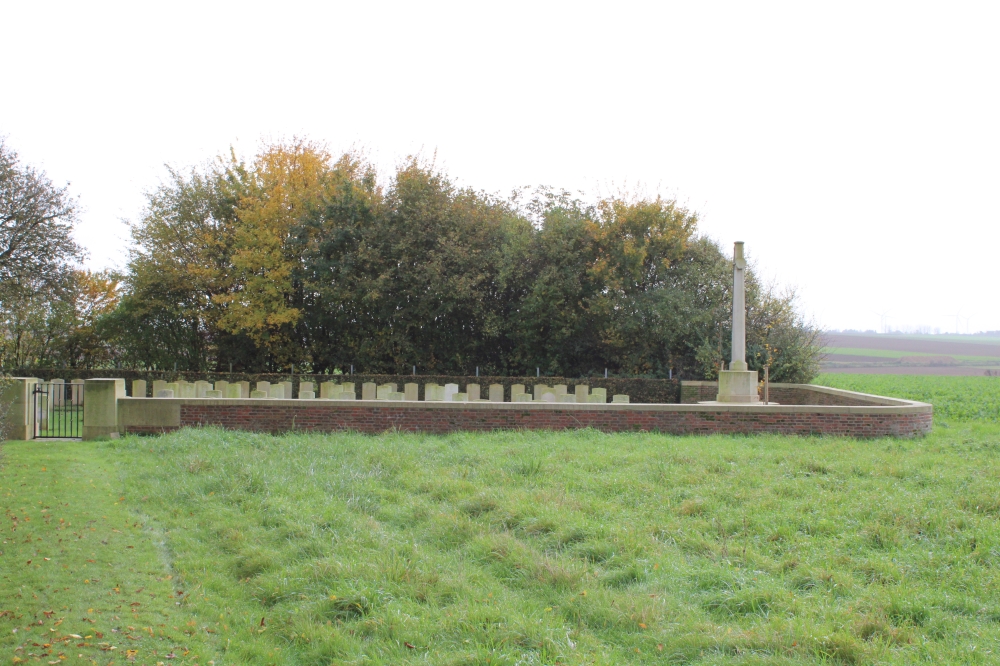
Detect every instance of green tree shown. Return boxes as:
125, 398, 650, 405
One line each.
0, 139, 83, 282
107, 139, 822, 382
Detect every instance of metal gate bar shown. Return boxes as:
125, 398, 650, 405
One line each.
33, 382, 84, 439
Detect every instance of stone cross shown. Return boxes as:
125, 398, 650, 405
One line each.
731, 241, 748, 372
715, 240, 759, 403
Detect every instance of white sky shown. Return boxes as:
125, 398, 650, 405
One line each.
3, 1, 998, 334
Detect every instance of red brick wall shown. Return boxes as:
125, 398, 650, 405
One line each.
120, 403, 932, 438
680, 382, 900, 407
680, 382, 720, 403
765, 386, 883, 406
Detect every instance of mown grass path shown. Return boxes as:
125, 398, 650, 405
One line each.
4, 419, 1000, 665
0, 442, 219, 664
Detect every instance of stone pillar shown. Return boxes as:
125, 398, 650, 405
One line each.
717, 241, 759, 403
82, 378, 125, 440
1, 378, 39, 441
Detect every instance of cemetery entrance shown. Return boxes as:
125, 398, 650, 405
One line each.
32, 382, 84, 439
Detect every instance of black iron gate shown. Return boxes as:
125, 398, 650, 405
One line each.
32, 382, 84, 439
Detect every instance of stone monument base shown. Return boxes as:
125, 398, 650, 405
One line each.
716, 369, 759, 403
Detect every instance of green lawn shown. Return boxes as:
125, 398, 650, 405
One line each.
36, 406, 84, 438
0, 440, 217, 663
4, 379, 1000, 664
815, 374, 1000, 422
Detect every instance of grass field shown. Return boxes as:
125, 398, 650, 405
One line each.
823, 348, 1000, 364
815, 374, 1000, 422
4, 377, 1000, 664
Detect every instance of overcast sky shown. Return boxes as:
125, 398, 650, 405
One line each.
3, 1, 998, 334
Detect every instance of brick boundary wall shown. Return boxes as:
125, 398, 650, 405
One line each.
678, 382, 908, 407
118, 385, 933, 439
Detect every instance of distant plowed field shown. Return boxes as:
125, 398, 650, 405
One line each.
821, 334, 1000, 375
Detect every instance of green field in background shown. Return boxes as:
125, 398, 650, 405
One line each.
815, 374, 1000, 422
822, 347, 1000, 363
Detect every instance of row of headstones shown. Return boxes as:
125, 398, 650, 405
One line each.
134, 379, 629, 403
416, 382, 629, 403
36, 379, 84, 406
136, 379, 333, 399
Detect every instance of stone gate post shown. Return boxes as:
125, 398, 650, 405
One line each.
1, 378, 40, 441
82, 378, 126, 440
